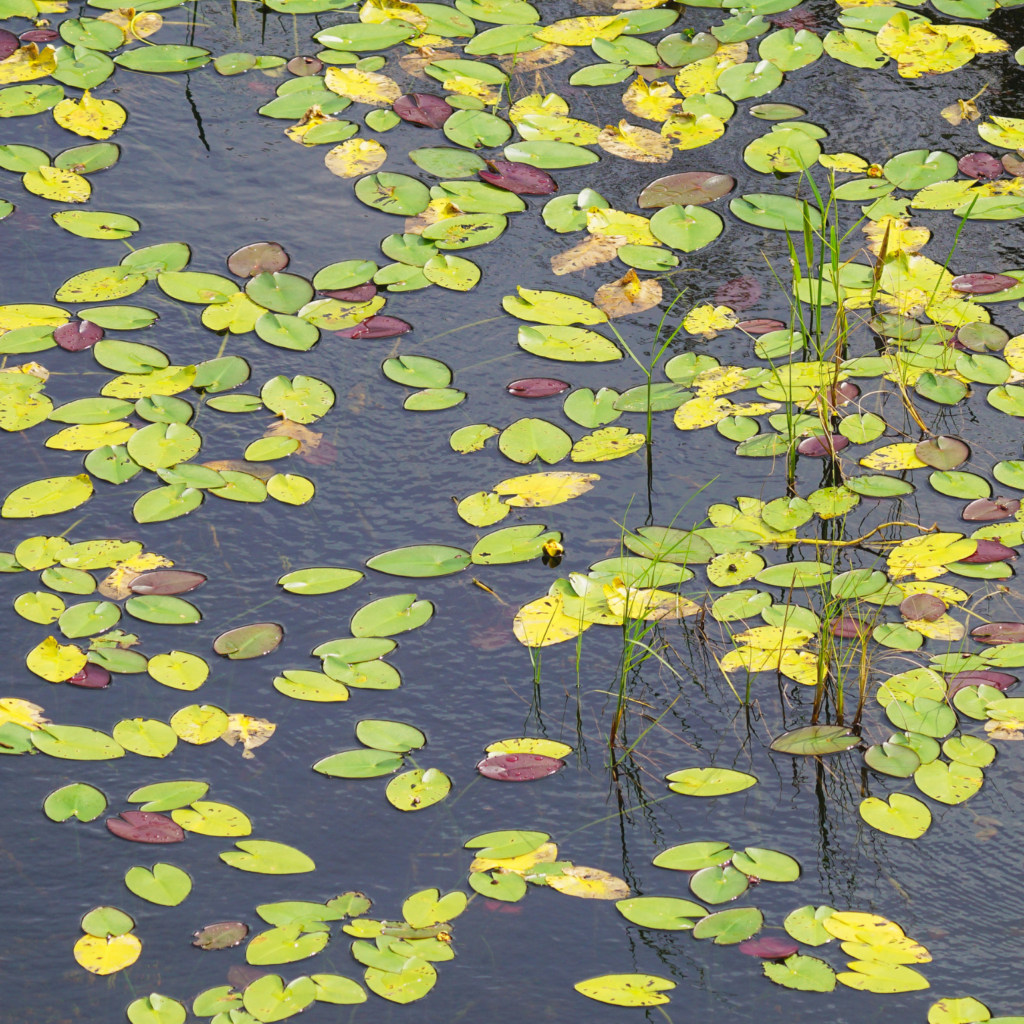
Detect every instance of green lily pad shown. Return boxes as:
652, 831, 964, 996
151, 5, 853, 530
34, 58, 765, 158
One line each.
366, 545, 470, 577
764, 955, 836, 992
666, 766, 757, 796
689, 864, 748, 904
351, 594, 434, 636
43, 782, 106, 822
653, 841, 733, 871
615, 897, 707, 929
692, 907, 763, 944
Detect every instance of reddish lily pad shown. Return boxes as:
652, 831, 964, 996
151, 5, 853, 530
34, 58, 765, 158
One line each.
21, 28, 58, 42
899, 594, 946, 621
825, 382, 860, 409
479, 160, 557, 195
971, 622, 1024, 645
68, 663, 112, 689
227, 242, 289, 277
476, 753, 565, 781
193, 922, 249, 950
951, 273, 1019, 295
737, 319, 785, 334
213, 622, 283, 659
130, 570, 208, 595
0, 29, 18, 60
54, 320, 104, 351
394, 93, 453, 129
948, 670, 1017, 697
962, 497, 1020, 521
797, 435, 848, 457
336, 315, 412, 339
319, 283, 377, 302
638, 172, 735, 208
961, 539, 1018, 563
107, 811, 185, 844
715, 277, 761, 310
507, 378, 570, 397
914, 436, 969, 470
958, 153, 1002, 180
739, 936, 799, 958
286, 55, 321, 76
831, 615, 869, 639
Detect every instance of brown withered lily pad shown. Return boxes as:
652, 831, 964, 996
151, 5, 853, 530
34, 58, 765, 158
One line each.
193, 922, 250, 950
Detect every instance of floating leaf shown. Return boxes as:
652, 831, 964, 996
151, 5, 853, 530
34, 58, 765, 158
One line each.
666, 766, 757, 796
859, 792, 931, 838
574, 974, 675, 1007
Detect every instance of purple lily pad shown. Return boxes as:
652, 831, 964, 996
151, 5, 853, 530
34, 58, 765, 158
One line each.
67, 663, 112, 689
286, 55, 321, 76
54, 320, 103, 351
319, 283, 378, 302
193, 922, 249, 950
971, 622, 1024, 645
951, 273, 1019, 295
479, 159, 556, 196
130, 570, 207, 595
948, 670, 1017, 698
638, 171, 735, 208
957, 152, 1003, 180
20, 29, 58, 42
107, 811, 184, 844
0, 29, 18, 60
476, 753, 565, 781
825, 381, 860, 410
797, 434, 849, 457
715, 276, 761, 311
961, 539, 1017, 563
336, 315, 412, 339
394, 93, 453, 129
899, 594, 946, 621
227, 241, 289, 277
739, 936, 799, 958
831, 615, 868, 639
962, 497, 1020, 521
507, 377, 570, 398
737, 319, 785, 335
915, 435, 970, 470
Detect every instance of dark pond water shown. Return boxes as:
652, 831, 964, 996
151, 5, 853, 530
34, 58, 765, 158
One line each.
3, 0, 1024, 1021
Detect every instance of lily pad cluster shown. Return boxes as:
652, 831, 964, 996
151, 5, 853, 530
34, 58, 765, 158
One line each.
465, 828, 629, 903
314, 717, 452, 811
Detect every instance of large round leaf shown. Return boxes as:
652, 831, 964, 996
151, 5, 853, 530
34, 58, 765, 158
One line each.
650, 204, 723, 251
366, 545, 470, 577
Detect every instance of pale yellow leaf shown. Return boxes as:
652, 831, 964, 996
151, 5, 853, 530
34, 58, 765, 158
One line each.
547, 865, 630, 899
493, 471, 599, 506
597, 119, 672, 163
587, 208, 657, 245
621, 77, 682, 122
325, 138, 387, 178
513, 593, 591, 647
324, 66, 402, 105
0, 43, 56, 84
683, 303, 737, 338
53, 89, 126, 140
22, 166, 90, 203
74, 934, 141, 975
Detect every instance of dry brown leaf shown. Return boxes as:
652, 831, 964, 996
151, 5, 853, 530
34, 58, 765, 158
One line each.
594, 269, 663, 317
940, 98, 980, 126
551, 234, 625, 275
264, 419, 322, 451
97, 8, 162, 40
404, 198, 461, 234
597, 119, 672, 163
398, 48, 460, 79
497, 43, 573, 72
221, 714, 276, 759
